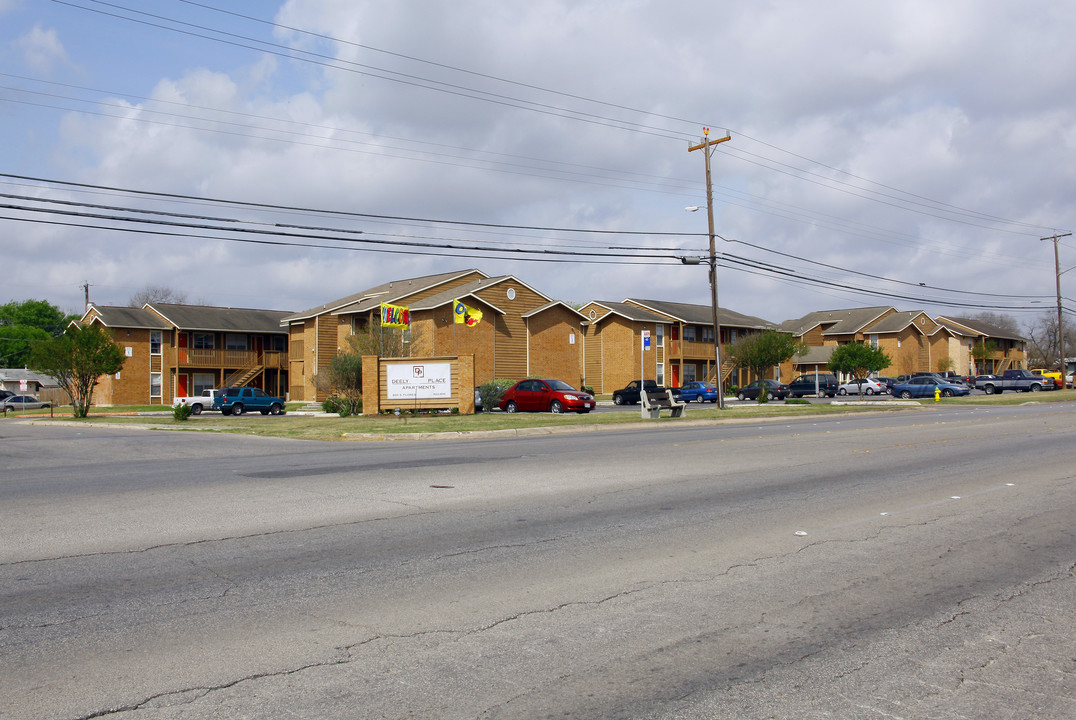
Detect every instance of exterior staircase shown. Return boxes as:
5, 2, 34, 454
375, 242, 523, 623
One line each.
223, 361, 263, 388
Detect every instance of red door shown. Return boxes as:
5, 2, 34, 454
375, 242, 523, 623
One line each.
178, 332, 189, 363
177, 373, 189, 396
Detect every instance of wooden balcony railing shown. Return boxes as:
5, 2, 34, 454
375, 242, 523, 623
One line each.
176, 349, 288, 369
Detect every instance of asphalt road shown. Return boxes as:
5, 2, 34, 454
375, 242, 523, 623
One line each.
2, 403, 1074, 719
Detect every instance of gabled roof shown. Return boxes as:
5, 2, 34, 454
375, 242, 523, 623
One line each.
81, 305, 171, 330
793, 345, 837, 365
147, 303, 292, 334
863, 310, 932, 335
282, 269, 485, 322
407, 276, 517, 315
521, 300, 589, 321
780, 306, 894, 337
0, 368, 59, 386
583, 301, 671, 325
935, 316, 1026, 342
625, 298, 777, 330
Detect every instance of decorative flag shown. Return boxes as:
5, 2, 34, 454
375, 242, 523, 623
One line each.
453, 299, 482, 326
380, 302, 410, 328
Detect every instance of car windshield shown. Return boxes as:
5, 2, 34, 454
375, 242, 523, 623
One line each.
547, 380, 576, 391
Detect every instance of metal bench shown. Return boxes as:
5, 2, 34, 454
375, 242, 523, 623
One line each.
640, 388, 686, 419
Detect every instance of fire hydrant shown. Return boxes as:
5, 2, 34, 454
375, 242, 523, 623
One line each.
934, 386, 941, 402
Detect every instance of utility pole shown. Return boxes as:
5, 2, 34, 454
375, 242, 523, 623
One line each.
1043, 232, 1072, 383
688, 128, 731, 409
82, 281, 93, 311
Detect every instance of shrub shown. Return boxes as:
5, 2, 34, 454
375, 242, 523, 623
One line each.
172, 402, 194, 421
477, 378, 514, 412
785, 397, 811, 405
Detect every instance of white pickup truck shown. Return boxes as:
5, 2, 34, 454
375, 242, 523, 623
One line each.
172, 388, 220, 414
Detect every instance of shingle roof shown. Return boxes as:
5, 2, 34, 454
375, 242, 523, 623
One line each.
780, 306, 893, 336
82, 305, 172, 329
282, 269, 485, 322
148, 304, 292, 334
625, 298, 777, 329
935, 316, 1026, 342
584, 301, 671, 324
863, 310, 928, 335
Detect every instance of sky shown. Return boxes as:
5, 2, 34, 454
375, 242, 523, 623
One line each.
2, 0, 1075, 330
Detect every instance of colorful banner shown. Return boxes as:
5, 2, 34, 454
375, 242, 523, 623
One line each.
453, 299, 482, 326
380, 302, 410, 328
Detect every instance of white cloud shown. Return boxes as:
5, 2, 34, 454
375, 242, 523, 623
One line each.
14, 24, 71, 75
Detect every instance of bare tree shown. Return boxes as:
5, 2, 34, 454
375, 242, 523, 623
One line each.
968, 311, 1022, 336
129, 285, 188, 307
1025, 311, 1076, 368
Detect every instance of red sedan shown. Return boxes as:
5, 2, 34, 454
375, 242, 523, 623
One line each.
498, 378, 595, 414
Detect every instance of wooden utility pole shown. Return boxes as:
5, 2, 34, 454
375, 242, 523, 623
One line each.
1043, 232, 1072, 382
688, 128, 731, 408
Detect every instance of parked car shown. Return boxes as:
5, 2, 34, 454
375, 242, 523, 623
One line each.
916, 371, 969, 387
787, 373, 839, 398
212, 387, 286, 416
678, 380, 719, 403
498, 378, 594, 414
1, 394, 52, 410
837, 377, 886, 396
736, 379, 790, 401
474, 386, 483, 412
0, 389, 14, 400
172, 388, 221, 414
875, 376, 898, 393
891, 376, 970, 399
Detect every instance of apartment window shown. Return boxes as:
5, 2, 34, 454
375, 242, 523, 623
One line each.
656, 363, 665, 386
683, 364, 697, 383
150, 372, 162, 398
702, 327, 714, 343
684, 326, 696, 342
655, 324, 664, 347
193, 333, 214, 349
150, 331, 162, 355
225, 334, 248, 351
192, 373, 215, 395
869, 334, 879, 348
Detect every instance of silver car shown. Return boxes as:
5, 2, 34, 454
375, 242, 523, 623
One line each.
1, 395, 52, 410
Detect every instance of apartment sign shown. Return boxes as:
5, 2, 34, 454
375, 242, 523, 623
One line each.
386, 362, 453, 399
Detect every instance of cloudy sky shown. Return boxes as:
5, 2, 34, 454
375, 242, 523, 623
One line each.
2, 0, 1074, 328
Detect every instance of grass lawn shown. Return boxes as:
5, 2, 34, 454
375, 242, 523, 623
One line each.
8, 389, 1073, 442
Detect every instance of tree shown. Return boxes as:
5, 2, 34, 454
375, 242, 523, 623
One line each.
321, 352, 364, 416
0, 325, 52, 367
129, 285, 187, 307
827, 343, 891, 397
0, 299, 78, 336
1025, 311, 1076, 369
970, 339, 997, 374
725, 330, 805, 403
27, 324, 125, 417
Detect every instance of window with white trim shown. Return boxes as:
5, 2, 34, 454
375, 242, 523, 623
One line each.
150, 372, 162, 398
150, 331, 162, 355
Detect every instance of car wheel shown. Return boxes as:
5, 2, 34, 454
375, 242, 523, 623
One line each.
838, 388, 847, 395
613, 395, 624, 405
736, 392, 746, 401
1030, 384, 1041, 392
506, 401, 518, 413
984, 385, 996, 394
232, 403, 244, 416
899, 390, 912, 399
943, 388, 954, 397
550, 400, 563, 413
191, 404, 202, 415
866, 388, 874, 395
270, 403, 283, 415
696, 395, 706, 403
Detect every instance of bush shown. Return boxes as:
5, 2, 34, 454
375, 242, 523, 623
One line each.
785, 397, 811, 405
477, 378, 514, 412
172, 402, 194, 421
322, 396, 361, 417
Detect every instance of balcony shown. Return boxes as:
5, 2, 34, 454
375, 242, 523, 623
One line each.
176, 349, 288, 369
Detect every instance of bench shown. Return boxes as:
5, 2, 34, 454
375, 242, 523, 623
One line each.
640, 388, 686, 419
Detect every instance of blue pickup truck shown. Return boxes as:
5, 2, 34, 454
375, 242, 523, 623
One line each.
976, 369, 1055, 394
213, 387, 286, 415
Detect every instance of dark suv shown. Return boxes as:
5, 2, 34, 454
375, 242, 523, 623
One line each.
213, 387, 285, 416
788, 373, 839, 398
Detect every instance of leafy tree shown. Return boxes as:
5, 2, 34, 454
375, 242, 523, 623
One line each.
0, 325, 52, 367
0, 299, 77, 336
971, 339, 997, 374
319, 352, 364, 416
27, 324, 125, 417
726, 330, 805, 403
827, 343, 891, 396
